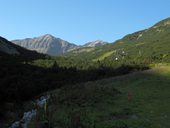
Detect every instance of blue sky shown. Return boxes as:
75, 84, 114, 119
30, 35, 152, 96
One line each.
0, 0, 170, 45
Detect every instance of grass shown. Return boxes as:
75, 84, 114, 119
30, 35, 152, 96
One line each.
92, 50, 115, 62
66, 18, 170, 66
72, 47, 95, 53
29, 64, 170, 128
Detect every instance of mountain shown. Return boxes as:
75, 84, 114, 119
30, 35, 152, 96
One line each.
0, 36, 44, 60
12, 34, 78, 56
12, 35, 108, 56
0, 36, 20, 55
63, 40, 108, 55
83, 40, 108, 47
66, 17, 170, 64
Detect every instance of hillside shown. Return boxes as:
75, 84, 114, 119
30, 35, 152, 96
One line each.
0, 37, 19, 55
0, 36, 44, 60
66, 17, 170, 65
28, 64, 170, 128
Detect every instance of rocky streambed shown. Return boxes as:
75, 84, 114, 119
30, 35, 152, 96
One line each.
9, 95, 50, 128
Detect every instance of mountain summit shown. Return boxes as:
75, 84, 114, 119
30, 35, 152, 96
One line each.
12, 35, 108, 56
83, 40, 108, 47
12, 34, 77, 56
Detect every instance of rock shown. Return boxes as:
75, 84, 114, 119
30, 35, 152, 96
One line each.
12, 34, 77, 56
9, 95, 50, 128
10, 121, 20, 128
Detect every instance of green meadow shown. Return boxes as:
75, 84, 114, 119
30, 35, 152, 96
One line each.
28, 64, 170, 128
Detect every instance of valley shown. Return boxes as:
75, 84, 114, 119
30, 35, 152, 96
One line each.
0, 17, 170, 128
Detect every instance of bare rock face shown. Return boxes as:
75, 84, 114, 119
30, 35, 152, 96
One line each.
12, 34, 108, 56
12, 34, 78, 56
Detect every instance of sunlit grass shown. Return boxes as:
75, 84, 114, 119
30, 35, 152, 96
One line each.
92, 50, 115, 62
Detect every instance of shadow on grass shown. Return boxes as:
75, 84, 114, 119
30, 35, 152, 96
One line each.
0, 54, 148, 126
47, 66, 170, 128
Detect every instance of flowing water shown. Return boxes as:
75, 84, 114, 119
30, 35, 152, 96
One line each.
9, 95, 50, 128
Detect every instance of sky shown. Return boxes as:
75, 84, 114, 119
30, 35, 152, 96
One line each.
0, 0, 170, 45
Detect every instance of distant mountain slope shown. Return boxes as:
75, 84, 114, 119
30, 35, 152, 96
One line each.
12, 34, 78, 56
65, 40, 108, 55
83, 40, 108, 47
12, 35, 108, 56
66, 17, 170, 64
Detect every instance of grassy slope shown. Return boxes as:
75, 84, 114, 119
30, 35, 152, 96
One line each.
32, 18, 170, 70
92, 50, 115, 62
65, 18, 170, 64
30, 64, 170, 128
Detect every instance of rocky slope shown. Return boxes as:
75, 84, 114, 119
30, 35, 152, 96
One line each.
12, 34, 108, 56
12, 34, 78, 56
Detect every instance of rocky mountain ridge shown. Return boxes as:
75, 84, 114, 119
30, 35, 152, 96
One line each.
12, 34, 107, 56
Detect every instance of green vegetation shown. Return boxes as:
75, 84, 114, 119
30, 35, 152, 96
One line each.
0, 51, 147, 127
92, 50, 115, 62
1, 18, 170, 127
33, 64, 170, 128
66, 17, 170, 66
31, 18, 170, 71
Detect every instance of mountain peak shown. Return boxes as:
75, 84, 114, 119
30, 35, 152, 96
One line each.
12, 34, 77, 56
83, 40, 108, 47
40, 34, 56, 40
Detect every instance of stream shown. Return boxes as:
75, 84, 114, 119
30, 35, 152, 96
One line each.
9, 95, 50, 128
